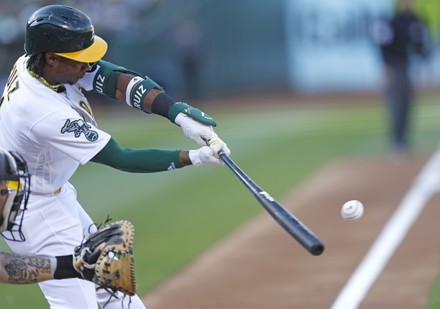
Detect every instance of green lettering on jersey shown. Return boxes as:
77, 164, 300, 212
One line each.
1, 64, 20, 107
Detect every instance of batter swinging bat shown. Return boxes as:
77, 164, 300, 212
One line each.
219, 152, 324, 256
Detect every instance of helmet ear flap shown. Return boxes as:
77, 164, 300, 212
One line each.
0, 149, 31, 241
0, 183, 18, 233
0, 149, 19, 233
0, 149, 17, 181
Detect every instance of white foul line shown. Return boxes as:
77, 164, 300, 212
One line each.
331, 148, 440, 309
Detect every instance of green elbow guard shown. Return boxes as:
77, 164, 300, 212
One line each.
93, 60, 128, 99
93, 60, 164, 113
93, 60, 162, 97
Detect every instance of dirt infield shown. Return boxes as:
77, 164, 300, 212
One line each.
142, 154, 440, 308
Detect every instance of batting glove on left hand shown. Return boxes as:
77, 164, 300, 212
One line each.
175, 113, 231, 157
175, 113, 215, 145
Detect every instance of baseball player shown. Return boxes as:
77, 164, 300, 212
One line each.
0, 4, 230, 309
0, 149, 136, 293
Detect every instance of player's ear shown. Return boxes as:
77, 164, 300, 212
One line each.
45, 53, 57, 67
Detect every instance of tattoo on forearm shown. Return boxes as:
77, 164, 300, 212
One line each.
4, 254, 51, 284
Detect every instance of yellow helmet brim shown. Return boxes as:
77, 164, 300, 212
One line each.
55, 35, 107, 63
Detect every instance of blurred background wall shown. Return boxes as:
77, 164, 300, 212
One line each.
1, 0, 439, 99
286, 0, 440, 93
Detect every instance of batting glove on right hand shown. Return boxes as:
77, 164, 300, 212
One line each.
206, 136, 231, 158
189, 146, 224, 166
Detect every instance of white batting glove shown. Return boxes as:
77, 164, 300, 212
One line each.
175, 113, 231, 157
207, 136, 231, 157
189, 146, 223, 166
175, 113, 215, 145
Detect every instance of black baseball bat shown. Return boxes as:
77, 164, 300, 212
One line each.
219, 153, 324, 256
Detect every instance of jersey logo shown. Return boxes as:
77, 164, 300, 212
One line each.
61, 119, 99, 142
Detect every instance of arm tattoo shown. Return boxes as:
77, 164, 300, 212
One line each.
2, 253, 52, 284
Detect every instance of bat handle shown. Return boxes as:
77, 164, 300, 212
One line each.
202, 137, 227, 158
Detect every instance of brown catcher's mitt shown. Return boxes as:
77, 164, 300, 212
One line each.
73, 220, 136, 296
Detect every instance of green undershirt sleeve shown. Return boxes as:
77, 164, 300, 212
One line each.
91, 138, 183, 172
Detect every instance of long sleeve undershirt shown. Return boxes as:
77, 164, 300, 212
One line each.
91, 137, 183, 172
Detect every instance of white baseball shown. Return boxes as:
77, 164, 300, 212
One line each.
341, 200, 364, 221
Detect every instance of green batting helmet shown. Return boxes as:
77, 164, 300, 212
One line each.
24, 5, 107, 63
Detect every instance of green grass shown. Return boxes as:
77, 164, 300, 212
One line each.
1, 93, 440, 308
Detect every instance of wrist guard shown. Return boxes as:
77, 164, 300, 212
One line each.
54, 255, 82, 279
151, 92, 175, 118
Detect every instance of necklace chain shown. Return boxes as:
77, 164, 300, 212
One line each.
27, 68, 66, 93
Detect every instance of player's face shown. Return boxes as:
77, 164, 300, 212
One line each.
46, 53, 92, 85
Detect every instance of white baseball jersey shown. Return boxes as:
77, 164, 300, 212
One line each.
0, 55, 146, 309
0, 55, 110, 195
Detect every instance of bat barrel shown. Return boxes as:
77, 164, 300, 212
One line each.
220, 153, 324, 256
270, 205, 324, 256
